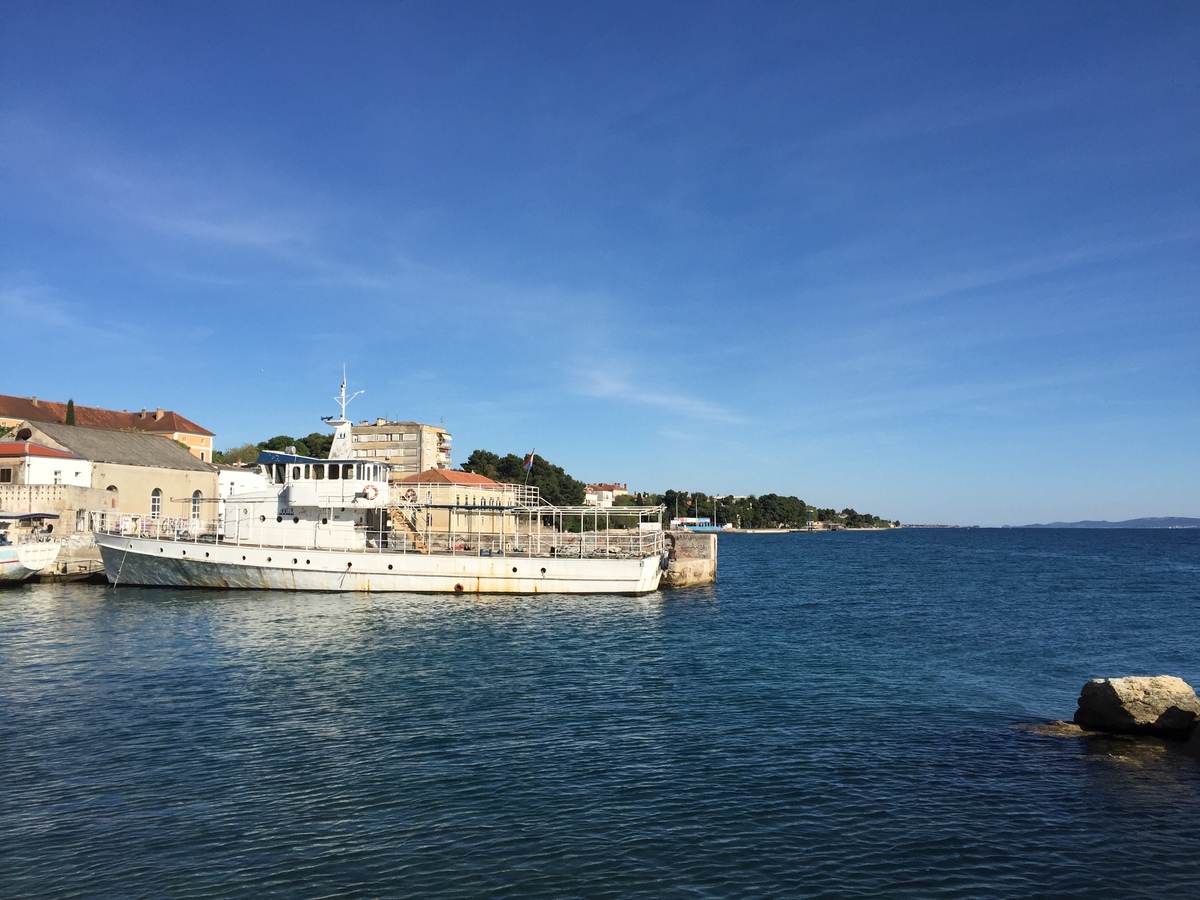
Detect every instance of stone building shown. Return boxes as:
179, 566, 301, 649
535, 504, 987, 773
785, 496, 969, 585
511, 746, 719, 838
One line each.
0, 421, 218, 535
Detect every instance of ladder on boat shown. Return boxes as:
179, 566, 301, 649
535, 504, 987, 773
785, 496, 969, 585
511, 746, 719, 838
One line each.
387, 506, 430, 554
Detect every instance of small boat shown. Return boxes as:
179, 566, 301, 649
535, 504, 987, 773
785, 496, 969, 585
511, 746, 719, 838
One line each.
0, 512, 63, 584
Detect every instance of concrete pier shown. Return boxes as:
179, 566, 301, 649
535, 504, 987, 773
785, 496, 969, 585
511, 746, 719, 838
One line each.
661, 531, 717, 589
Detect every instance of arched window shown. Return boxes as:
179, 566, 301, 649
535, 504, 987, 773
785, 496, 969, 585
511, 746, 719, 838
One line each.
106, 485, 119, 509
151, 488, 162, 519
191, 490, 202, 520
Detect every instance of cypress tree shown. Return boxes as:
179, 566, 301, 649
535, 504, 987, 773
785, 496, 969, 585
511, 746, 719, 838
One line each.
65, 399, 75, 425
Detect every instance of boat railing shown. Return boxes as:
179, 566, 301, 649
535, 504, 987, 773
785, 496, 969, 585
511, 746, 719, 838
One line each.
92, 511, 667, 558
0, 529, 60, 546
386, 482, 542, 508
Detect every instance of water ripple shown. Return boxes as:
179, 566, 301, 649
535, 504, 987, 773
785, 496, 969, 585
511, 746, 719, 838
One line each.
2, 529, 1199, 897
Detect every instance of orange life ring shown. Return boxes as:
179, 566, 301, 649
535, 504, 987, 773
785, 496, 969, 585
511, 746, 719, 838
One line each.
404, 488, 418, 502
363, 484, 379, 501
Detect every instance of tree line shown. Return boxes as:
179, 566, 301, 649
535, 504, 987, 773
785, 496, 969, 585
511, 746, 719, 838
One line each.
213, 439, 896, 528
214, 432, 333, 465
634, 490, 896, 529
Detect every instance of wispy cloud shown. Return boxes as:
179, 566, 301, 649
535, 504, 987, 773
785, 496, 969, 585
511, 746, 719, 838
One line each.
572, 364, 745, 424
0, 277, 127, 341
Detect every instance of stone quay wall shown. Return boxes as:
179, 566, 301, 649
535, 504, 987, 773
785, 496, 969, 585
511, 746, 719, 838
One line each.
662, 531, 717, 589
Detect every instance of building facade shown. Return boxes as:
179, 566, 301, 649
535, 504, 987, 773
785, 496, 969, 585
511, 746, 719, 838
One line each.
0, 421, 218, 534
585, 482, 630, 508
348, 419, 451, 478
0, 394, 215, 462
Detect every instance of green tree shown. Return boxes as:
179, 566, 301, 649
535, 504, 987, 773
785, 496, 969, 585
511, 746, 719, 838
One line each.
65, 399, 75, 425
214, 444, 260, 465
298, 431, 333, 458
461, 450, 585, 506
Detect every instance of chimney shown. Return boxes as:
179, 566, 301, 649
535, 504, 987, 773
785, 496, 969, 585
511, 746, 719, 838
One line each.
140, 409, 146, 418
31, 397, 38, 406
155, 408, 164, 420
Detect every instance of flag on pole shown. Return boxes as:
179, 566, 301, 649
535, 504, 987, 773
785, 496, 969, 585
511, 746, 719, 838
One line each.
523, 450, 536, 471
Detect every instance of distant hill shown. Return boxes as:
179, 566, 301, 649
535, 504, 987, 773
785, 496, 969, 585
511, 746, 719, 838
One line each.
1018, 517, 1200, 529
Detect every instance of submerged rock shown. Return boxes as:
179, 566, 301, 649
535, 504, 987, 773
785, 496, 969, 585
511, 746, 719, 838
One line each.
1073, 675, 1200, 739
1016, 720, 1088, 738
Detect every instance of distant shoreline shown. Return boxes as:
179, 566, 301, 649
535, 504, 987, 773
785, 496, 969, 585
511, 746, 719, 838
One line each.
715, 526, 898, 534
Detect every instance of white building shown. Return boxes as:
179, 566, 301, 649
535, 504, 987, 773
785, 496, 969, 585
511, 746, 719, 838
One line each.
585, 482, 630, 508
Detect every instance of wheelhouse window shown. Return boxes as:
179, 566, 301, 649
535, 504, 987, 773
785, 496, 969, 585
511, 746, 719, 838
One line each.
151, 488, 162, 519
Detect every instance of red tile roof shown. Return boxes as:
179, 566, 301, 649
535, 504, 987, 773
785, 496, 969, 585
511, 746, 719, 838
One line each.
0, 441, 82, 460
0, 394, 213, 436
396, 469, 500, 487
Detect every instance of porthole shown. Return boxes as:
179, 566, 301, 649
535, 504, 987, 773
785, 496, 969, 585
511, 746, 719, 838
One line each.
267, 557, 272, 562
346, 562, 352, 568
540, 567, 546, 575
260, 515, 266, 522
181, 551, 186, 557
292, 558, 298, 564
293, 517, 299, 524
158, 548, 164, 553
512, 567, 518, 573
205, 552, 210, 558
387, 564, 393, 570
277, 516, 283, 523
242, 555, 246, 561
322, 517, 328, 525
306, 559, 310, 565
454, 583, 464, 593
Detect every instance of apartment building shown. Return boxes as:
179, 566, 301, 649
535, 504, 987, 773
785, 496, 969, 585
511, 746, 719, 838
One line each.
348, 419, 451, 478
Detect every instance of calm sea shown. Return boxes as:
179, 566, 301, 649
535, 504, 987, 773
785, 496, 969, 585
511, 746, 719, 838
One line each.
2, 529, 1198, 898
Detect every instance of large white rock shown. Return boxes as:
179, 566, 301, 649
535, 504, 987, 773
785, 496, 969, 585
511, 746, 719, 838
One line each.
1073, 675, 1200, 739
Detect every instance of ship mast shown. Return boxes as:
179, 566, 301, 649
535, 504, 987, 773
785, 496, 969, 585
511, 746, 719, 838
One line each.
331, 365, 363, 425
326, 366, 363, 459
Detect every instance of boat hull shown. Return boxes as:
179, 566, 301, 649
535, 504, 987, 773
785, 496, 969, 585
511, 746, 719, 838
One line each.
0, 542, 62, 584
95, 533, 664, 595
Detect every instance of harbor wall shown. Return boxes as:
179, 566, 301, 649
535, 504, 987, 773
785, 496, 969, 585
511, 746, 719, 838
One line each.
662, 531, 717, 589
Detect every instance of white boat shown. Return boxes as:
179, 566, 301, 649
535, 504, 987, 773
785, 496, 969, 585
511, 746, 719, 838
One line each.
94, 382, 667, 595
0, 512, 63, 584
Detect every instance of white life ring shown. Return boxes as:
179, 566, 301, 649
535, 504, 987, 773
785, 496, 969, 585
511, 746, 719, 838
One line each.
363, 484, 379, 501
404, 488, 418, 502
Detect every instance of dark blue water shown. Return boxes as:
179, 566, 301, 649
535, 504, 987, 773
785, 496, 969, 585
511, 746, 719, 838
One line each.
3, 529, 1198, 898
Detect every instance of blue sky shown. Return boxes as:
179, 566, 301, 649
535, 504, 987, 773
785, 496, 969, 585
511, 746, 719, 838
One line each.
2, 1, 1197, 526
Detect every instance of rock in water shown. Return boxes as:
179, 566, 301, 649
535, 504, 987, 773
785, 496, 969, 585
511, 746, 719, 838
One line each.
1074, 676, 1200, 739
